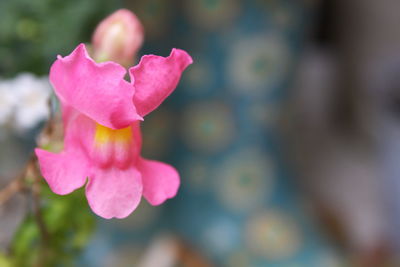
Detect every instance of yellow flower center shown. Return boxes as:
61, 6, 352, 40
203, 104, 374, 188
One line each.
94, 123, 132, 146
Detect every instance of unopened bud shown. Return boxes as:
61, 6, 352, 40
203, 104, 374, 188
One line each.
92, 9, 144, 67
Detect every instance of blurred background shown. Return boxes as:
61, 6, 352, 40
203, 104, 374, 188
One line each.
1, 0, 400, 266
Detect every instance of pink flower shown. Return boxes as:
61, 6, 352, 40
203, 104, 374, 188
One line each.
92, 9, 144, 67
35, 43, 192, 219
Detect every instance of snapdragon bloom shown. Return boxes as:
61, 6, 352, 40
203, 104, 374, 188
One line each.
92, 9, 144, 67
35, 44, 192, 219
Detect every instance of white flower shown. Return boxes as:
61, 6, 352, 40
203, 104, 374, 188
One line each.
0, 80, 17, 125
12, 73, 51, 131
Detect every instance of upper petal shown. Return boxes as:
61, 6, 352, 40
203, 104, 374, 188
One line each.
49, 43, 142, 129
86, 167, 143, 219
138, 158, 180, 206
130, 49, 193, 117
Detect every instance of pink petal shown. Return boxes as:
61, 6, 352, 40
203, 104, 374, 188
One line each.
131, 121, 143, 153
130, 49, 193, 117
138, 158, 180, 206
86, 167, 143, 219
50, 43, 142, 129
62, 106, 96, 156
35, 106, 95, 195
35, 148, 89, 195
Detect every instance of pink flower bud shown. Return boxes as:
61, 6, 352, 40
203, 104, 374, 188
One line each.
92, 9, 144, 67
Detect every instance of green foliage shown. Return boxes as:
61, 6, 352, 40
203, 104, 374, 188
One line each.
0, 0, 121, 77
8, 184, 96, 267
0, 252, 12, 267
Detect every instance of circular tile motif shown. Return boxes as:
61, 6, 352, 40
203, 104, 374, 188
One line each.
245, 210, 302, 260
227, 34, 291, 96
182, 101, 235, 154
215, 149, 275, 213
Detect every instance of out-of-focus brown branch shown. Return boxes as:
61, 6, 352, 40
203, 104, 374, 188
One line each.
0, 178, 24, 206
0, 154, 36, 206
0, 98, 58, 207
